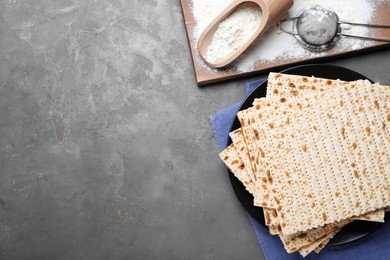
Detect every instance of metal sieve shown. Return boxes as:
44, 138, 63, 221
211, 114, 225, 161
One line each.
279, 5, 390, 52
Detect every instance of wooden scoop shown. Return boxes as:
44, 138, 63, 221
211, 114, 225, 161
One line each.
197, 0, 293, 68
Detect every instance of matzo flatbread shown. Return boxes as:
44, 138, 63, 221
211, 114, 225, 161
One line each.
219, 143, 255, 195
313, 233, 336, 254
264, 207, 280, 226
298, 232, 336, 257
267, 72, 349, 94
218, 72, 389, 255
229, 128, 280, 224
278, 219, 350, 253
353, 209, 385, 222
252, 81, 389, 235
238, 108, 278, 209
229, 128, 256, 184
269, 224, 281, 235
267, 74, 388, 223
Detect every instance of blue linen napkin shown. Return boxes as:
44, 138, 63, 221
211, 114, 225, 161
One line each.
209, 79, 390, 260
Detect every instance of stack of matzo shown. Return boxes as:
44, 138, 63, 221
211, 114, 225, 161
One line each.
219, 72, 390, 257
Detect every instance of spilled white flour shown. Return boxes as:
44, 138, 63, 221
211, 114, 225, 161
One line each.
192, 0, 384, 72
206, 3, 262, 63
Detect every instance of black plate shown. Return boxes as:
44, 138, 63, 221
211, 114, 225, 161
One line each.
228, 64, 389, 246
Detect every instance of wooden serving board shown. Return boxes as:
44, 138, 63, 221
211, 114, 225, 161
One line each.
180, 0, 390, 86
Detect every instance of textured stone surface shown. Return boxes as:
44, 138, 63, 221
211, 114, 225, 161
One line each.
0, 0, 390, 259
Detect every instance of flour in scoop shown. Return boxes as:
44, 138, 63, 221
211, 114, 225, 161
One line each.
206, 3, 262, 63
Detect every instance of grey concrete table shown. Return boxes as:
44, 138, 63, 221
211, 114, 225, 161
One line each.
0, 1, 389, 259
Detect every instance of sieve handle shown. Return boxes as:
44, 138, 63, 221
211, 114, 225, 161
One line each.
339, 21, 390, 29
278, 17, 299, 36
338, 33, 390, 43
338, 21, 390, 42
